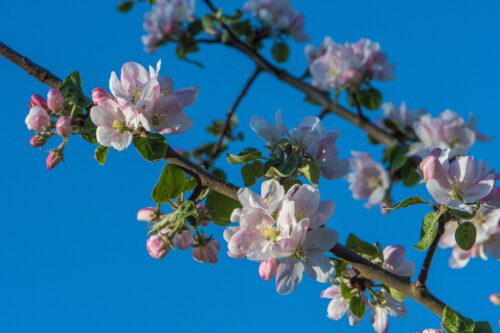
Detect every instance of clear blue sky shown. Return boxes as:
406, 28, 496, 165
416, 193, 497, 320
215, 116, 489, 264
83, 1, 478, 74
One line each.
1, 0, 499, 332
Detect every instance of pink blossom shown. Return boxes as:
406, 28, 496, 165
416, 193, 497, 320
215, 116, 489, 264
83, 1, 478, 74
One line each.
259, 258, 279, 281
138, 94, 192, 134
370, 290, 406, 333
28, 94, 47, 109
25, 106, 51, 132
244, 0, 308, 42
55, 116, 72, 137
90, 97, 139, 151
352, 39, 395, 81
173, 229, 194, 250
192, 239, 220, 264
321, 285, 362, 326
305, 36, 335, 64
346, 151, 390, 208
157, 75, 198, 107
29, 134, 47, 147
380, 102, 427, 129
137, 207, 156, 222
383, 245, 415, 277
46, 150, 63, 170
286, 183, 334, 228
490, 293, 500, 305
47, 88, 65, 112
92, 87, 110, 106
146, 235, 170, 259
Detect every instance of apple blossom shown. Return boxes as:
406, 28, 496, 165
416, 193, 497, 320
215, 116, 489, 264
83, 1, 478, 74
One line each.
305, 36, 334, 65
138, 94, 193, 134
55, 116, 72, 137
370, 290, 406, 333
25, 106, 51, 132
420, 149, 499, 212
346, 151, 390, 208
382, 245, 415, 278
146, 235, 170, 259
29, 134, 47, 147
259, 258, 279, 281
46, 150, 63, 170
192, 238, 220, 264
321, 285, 362, 325
156, 75, 198, 107
352, 39, 395, 81
28, 94, 47, 109
47, 88, 65, 112
244, 0, 308, 41
142, 0, 195, 53
490, 293, 500, 305
439, 206, 500, 268
286, 183, 334, 228
173, 229, 194, 250
137, 207, 157, 222
90, 97, 139, 151
92, 87, 109, 106
380, 102, 427, 129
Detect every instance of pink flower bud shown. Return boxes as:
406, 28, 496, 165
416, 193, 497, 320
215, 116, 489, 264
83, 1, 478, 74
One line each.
28, 94, 47, 109
192, 239, 220, 264
490, 293, 500, 305
46, 150, 64, 170
55, 116, 72, 137
25, 106, 51, 132
146, 235, 170, 259
259, 258, 279, 281
196, 203, 210, 226
137, 207, 156, 222
91, 87, 109, 105
173, 229, 194, 250
47, 89, 65, 112
29, 134, 47, 147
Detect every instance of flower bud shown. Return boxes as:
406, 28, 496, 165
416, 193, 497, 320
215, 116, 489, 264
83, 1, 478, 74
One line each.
28, 94, 47, 109
173, 229, 194, 250
146, 235, 170, 259
29, 134, 47, 147
25, 106, 51, 132
55, 116, 72, 137
259, 258, 279, 281
196, 203, 210, 226
192, 239, 220, 264
47, 89, 65, 112
91, 87, 109, 105
419, 148, 442, 181
137, 207, 156, 222
46, 150, 64, 170
490, 293, 500, 305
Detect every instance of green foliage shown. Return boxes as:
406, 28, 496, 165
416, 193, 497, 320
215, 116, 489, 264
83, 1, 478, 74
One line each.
241, 160, 264, 187
227, 147, 262, 164
94, 145, 109, 166
359, 88, 382, 110
414, 211, 440, 251
117, 1, 134, 12
133, 134, 168, 162
455, 222, 477, 251
345, 234, 383, 264
441, 306, 475, 333
205, 190, 241, 226
349, 295, 366, 318
340, 282, 351, 300
298, 159, 320, 186
264, 155, 299, 178
387, 196, 427, 210
59, 71, 92, 116
183, 177, 198, 193
152, 164, 186, 204
388, 287, 406, 302
272, 42, 289, 63
80, 116, 97, 144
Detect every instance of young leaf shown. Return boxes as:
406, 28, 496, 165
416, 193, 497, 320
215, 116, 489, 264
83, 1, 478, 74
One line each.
133, 134, 167, 162
241, 160, 264, 187
387, 196, 427, 210
345, 234, 382, 263
474, 322, 493, 333
117, 1, 134, 12
272, 42, 289, 63
152, 164, 186, 204
94, 145, 109, 166
265, 155, 299, 178
340, 282, 351, 300
388, 287, 406, 302
441, 306, 475, 333
205, 190, 241, 226
183, 177, 198, 192
359, 88, 382, 110
59, 71, 92, 116
414, 211, 440, 251
455, 222, 477, 251
227, 147, 262, 164
80, 117, 97, 144
349, 295, 366, 318
298, 159, 320, 186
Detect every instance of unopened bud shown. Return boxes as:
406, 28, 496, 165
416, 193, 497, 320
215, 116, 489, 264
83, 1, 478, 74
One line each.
29, 134, 47, 147
192, 239, 220, 264
146, 235, 170, 259
55, 116, 72, 137
46, 150, 64, 170
259, 258, 279, 281
47, 89, 65, 112
28, 94, 47, 109
137, 207, 156, 222
91, 87, 109, 105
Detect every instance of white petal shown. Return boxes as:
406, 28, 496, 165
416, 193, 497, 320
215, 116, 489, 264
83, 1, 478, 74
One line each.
275, 258, 304, 295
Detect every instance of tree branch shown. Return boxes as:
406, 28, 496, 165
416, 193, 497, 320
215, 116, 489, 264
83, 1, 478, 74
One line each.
207, 67, 261, 168
1, 40, 446, 319
418, 216, 447, 285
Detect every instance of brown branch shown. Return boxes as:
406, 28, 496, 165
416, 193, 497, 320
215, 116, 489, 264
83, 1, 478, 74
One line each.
418, 216, 447, 285
1, 40, 446, 319
207, 67, 261, 168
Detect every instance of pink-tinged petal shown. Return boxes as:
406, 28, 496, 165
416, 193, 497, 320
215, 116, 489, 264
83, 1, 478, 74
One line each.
304, 253, 336, 283
230, 208, 242, 223
383, 245, 405, 268
275, 257, 304, 295
384, 294, 407, 317
275, 109, 290, 137
239, 209, 274, 228
483, 187, 500, 208
175, 88, 198, 106
318, 157, 350, 180
90, 102, 122, 127
484, 232, 500, 259
287, 184, 320, 217
439, 222, 459, 248
159, 76, 174, 94
109, 71, 128, 99
371, 307, 389, 333
247, 238, 274, 261
321, 285, 341, 299
237, 188, 266, 210
96, 127, 117, 147
223, 226, 240, 243
159, 109, 193, 135
489, 293, 500, 305
261, 179, 285, 212
137, 207, 155, 221
250, 115, 282, 143
304, 227, 338, 253
426, 179, 452, 207
120, 62, 149, 91
392, 260, 415, 278
259, 258, 279, 281
228, 228, 262, 258
173, 229, 194, 250
449, 247, 470, 269
326, 297, 349, 321
112, 132, 133, 151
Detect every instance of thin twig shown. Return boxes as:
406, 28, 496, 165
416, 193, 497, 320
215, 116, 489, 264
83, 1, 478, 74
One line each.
207, 67, 261, 168
418, 216, 447, 285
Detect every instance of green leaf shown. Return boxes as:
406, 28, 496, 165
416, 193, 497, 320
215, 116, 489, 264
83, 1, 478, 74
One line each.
265, 155, 299, 178
133, 134, 167, 162
474, 322, 493, 333
346, 234, 382, 263
59, 71, 92, 116
390, 146, 408, 173
340, 282, 351, 300
272, 42, 289, 63
282, 178, 302, 192
227, 147, 262, 164
205, 190, 241, 226
388, 287, 406, 302
455, 222, 477, 251
80, 116, 97, 144
241, 160, 264, 187
231, 19, 252, 36
414, 211, 441, 251
298, 159, 320, 185
359, 88, 382, 110
387, 196, 427, 210
94, 145, 109, 166
151, 164, 185, 204
117, 1, 134, 12
187, 20, 203, 36
349, 295, 366, 318
183, 177, 198, 192
441, 306, 475, 333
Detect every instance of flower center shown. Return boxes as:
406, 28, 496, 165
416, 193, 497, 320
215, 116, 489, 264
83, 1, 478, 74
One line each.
471, 210, 486, 225
130, 87, 143, 104
293, 246, 306, 259
259, 224, 280, 242
112, 120, 128, 134
449, 184, 464, 201
152, 113, 164, 126
368, 177, 382, 189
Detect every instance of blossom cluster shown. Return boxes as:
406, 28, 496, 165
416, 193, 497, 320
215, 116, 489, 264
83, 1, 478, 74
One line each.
243, 0, 308, 41
224, 179, 338, 294
307, 37, 395, 90
142, 0, 195, 53
25, 88, 72, 169
90, 60, 197, 150
251, 110, 349, 181
139, 203, 220, 264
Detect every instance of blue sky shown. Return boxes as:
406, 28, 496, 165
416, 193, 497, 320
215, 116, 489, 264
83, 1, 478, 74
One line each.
1, 0, 499, 332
